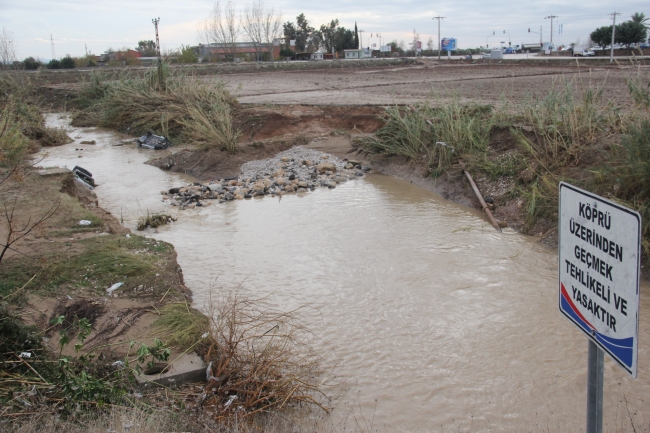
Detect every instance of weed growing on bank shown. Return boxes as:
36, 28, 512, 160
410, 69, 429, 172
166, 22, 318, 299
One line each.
152, 290, 334, 424
136, 211, 176, 231
73, 66, 240, 152
0, 75, 72, 154
355, 72, 650, 259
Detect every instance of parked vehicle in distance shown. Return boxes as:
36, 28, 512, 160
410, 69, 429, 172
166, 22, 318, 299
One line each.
591, 45, 603, 50
640, 43, 650, 48
503, 47, 516, 54
573, 49, 595, 57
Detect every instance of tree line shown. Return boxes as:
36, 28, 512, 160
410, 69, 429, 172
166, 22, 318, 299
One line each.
282, 13, 359, 54
590, 12, 649, 48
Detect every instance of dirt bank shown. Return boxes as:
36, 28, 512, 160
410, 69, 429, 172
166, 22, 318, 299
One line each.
146, 104, 382, 180
0, 167, 191, 358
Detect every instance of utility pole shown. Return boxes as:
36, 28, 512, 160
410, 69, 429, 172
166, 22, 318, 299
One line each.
433, 16, 445, 60
152, 17, 163, 88
609, 12, 621, 63
50, 35, 55, 60
486, 31, 494, 49
544, 15, 557, 51
85, 44, 88, 57
359, 30, 364, 50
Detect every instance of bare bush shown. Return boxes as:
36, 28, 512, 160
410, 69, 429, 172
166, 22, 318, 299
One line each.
200, 1, 240, 60
0, 28, 17, 69
195, 290, 334, 422
241, 0, 282, 61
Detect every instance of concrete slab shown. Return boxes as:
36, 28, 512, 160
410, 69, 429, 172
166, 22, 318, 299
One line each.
38, 167, 71, 176
135, 352, 206, 388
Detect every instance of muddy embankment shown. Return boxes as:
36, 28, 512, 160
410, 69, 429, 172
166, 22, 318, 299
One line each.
0, 165, 191, 360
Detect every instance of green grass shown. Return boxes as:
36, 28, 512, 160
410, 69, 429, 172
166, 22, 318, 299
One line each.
0, 235, 174, 300
153, 303, 210, 351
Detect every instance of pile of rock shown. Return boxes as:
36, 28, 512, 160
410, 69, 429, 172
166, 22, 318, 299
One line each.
161, 147, 370, 209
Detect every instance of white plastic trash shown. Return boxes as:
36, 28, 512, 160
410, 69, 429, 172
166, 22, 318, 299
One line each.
79, 220, 92, 226
107, 282, 124, 295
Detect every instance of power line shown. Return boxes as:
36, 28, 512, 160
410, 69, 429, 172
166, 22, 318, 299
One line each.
432, 16, 445, 60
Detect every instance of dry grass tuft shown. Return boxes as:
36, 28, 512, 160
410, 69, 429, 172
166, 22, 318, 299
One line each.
196, 290, 333, 423
74, 67, 240, 152
136, 212, 176, 231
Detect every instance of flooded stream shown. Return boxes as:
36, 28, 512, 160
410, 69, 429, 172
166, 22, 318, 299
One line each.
41, 114, 650, 431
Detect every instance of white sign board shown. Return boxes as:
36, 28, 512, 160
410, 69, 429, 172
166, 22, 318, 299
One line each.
380, 45, 391, 52
559, 182, 641, 378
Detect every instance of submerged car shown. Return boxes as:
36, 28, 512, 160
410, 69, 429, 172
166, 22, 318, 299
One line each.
137, 132, 173, 150
73, 165, 95, 188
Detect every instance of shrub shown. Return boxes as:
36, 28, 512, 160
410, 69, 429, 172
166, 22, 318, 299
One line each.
176, 44, 198, 64
23, 57, 41, 70
60, 56, 75, 69
47, 59, 60, 69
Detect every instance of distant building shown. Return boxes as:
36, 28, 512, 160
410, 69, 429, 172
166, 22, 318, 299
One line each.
196, 41, 281, 62
99, 50, 142, 64
344, 49, 366, 59
310, 52, 324, 60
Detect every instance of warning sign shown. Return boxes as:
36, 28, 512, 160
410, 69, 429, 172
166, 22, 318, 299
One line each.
559, 182, 641, 377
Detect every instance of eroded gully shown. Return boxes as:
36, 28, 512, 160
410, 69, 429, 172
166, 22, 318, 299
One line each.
40, 114, 650, 432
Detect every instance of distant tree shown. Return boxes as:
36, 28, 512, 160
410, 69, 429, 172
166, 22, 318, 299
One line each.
631, 12, 648, 26
242, 0, 282, 61
295, 14, 315, 51
177, 45, 198, 63
411, 29, 421, 53
23, 57, 41, 70
590, 26, 613, 48
47, 59, 61, 69
318, 19, 338, 53
136, 40, 157, 56
283, 21, 296, 46
200, 1, 240, 60
0, 27, 17, 68
60, 55, 75, 69
354, 22, 359, 49
616, 20, 648, 46
426, 36, 434, 50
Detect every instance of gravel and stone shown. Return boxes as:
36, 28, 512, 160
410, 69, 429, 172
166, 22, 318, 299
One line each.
161, 146, 370, 209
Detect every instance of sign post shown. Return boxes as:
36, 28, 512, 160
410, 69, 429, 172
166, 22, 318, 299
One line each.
558, 182, 641, 433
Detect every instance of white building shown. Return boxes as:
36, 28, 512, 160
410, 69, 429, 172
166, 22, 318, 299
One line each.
344, 49, 366, 59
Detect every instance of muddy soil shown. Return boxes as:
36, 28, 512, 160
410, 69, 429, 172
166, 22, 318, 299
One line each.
146, 105, 382, 180
0, 168, 190, 358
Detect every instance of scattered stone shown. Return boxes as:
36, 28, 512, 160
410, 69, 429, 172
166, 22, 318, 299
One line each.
161, 146, 370, 210
80, 140, 96, 145
317, 162, 337, 174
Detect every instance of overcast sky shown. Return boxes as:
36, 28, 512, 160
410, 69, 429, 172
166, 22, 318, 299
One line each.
1, 0, 648, 60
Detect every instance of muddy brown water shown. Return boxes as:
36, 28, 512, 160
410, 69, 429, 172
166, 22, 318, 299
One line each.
41, 114, 650, 431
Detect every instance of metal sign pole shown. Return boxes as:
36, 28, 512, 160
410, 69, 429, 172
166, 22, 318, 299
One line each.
587, 341, 604, 433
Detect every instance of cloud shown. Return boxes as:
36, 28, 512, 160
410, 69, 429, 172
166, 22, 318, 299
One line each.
2, 0, 648, 59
